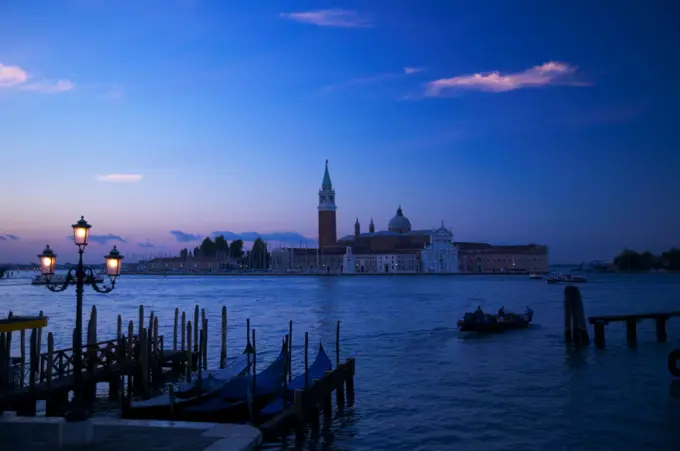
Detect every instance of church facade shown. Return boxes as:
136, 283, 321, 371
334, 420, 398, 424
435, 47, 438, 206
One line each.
270, 161, 460, 274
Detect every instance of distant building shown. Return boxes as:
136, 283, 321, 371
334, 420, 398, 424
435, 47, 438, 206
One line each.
457, 242, 549, 273
271, 160, 549, 274
270, 161, 459, 274
145, 250, 238, 273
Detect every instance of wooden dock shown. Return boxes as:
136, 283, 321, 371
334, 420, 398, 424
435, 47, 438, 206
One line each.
2, 304, 358, 434
0, 305, 206, 416
588, 311, 680, 348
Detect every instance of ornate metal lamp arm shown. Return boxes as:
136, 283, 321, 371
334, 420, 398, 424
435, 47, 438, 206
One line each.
86, 267, 116, 293
45, 268, 77, 292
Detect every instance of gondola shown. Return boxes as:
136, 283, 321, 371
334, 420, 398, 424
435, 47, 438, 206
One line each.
177, 342, 289, 423
259, 343, 333, 419
172, 352, 251, 398
457, 307, 534, 333
124, 346, 253, 420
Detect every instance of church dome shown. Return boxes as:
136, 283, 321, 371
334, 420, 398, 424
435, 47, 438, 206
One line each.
388, 205, 412, 233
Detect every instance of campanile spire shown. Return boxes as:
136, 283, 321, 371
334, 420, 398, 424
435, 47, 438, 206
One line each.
318, 160, 337, 249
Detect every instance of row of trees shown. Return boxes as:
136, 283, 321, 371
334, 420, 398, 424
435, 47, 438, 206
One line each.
178, 235, 271, 269
613, 248, 680, 271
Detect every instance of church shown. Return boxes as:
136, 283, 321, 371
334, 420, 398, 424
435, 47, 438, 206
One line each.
270, 160, 460, 274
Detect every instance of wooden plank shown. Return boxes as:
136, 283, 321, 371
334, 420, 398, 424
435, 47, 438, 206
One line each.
0, 318, 48, 333
588, 311, 680, 324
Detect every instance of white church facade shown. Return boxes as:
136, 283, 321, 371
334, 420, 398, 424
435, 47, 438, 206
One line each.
341, 222, 460, 275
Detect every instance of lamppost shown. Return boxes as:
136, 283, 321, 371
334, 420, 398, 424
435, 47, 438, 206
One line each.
37, 216, 123, 422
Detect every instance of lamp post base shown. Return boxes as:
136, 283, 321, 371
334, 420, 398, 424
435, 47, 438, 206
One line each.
58, 418, 94, 446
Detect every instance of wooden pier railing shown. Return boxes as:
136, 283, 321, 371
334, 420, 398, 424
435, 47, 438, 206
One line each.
588, 311, 680, 348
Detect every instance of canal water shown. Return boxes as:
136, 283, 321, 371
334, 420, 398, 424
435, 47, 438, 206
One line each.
2, 272, 680, 450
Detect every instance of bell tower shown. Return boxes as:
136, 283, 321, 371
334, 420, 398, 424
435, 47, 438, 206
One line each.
318, 160, 337, 249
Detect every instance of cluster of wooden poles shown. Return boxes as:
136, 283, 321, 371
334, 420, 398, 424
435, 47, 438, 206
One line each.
0, 311, 49, 392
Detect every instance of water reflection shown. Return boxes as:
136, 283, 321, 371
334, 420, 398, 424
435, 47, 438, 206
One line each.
3, 272, 680, 450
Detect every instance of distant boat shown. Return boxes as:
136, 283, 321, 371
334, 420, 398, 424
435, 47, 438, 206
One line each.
545, 273, 587, 284
31, 274, 104, 286
529, 272, 543, 280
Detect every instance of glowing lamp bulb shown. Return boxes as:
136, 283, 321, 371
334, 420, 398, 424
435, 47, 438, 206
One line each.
75, 228, 86, 239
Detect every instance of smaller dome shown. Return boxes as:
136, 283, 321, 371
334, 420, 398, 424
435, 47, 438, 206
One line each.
388, 205, 412, 233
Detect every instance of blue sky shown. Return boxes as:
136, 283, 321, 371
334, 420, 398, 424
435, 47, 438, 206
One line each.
1, 0, 679, 263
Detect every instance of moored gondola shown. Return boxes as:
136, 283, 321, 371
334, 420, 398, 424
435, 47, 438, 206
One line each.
177, 342, 289, 423
123, 346, 253, 420
259, 343, 333, 419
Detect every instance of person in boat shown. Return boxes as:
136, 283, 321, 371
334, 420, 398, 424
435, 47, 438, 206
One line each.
497, 306, 505, 322
474, 306, 484, 323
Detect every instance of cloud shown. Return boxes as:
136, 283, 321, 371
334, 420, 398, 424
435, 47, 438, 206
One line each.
425, 61, 586, 96
0, 64, 28, 87
90, 234, 126, 245
104, 86, 124, 101
170, 231, 203, 242
403, 67, 424, 75
137, 240, 155, 248
0, 63, 74, 94
321, 66, 423, 93
97, 174, 142, 183
211, 231, 317, 245
0, 234, 19, 241
280, 9, 371, 28
67, 233, 126, 244
20, 80, 75, 94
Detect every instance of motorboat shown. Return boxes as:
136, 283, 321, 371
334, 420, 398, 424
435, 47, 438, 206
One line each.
458, 307, 534, 333
529, 272, 543, 280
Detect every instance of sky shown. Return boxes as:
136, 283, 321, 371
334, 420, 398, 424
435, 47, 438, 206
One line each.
1, 0, 679, 264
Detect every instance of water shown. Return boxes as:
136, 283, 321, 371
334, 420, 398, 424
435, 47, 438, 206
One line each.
2, 272, 680, 450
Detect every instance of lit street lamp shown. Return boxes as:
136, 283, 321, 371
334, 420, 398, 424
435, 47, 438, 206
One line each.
37, 216, 123, 422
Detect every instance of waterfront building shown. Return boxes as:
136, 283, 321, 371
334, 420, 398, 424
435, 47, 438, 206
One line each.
146, 250, 238, 273
269, 160, 548, 274
457, 242, 549, 273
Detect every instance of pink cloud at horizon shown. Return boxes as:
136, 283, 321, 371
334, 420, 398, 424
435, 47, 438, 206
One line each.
425, 61, 589, 96
0, 62, 74, 93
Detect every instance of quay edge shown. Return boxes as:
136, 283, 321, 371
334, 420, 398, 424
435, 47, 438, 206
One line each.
0, 415, 262, 451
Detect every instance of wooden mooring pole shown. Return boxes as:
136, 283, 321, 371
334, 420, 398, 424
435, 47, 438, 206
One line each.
220, 306, 227, 369
193, 305, 199, 353
335, 320, 345, 407
202, 318, 208, 371
126, 320, 133, 403
288, 320, 293, 383
186, 321, 193, 383
246, 318, 251, 370
563, 285, 589, 345
181, 311, 186, 351
173, 308, 179, 351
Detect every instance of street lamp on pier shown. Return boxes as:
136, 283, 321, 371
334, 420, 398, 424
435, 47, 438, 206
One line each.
37, 216, 123, 422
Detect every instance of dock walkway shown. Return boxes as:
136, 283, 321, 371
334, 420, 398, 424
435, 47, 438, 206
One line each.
0, 415, 261, 451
